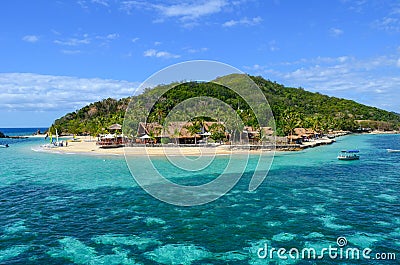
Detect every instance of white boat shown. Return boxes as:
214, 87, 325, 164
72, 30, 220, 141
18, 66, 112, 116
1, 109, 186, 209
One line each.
387, 149, 400, 153
0, 144, 9, 148
337, 150, 360, 160
41, 129, 64, 148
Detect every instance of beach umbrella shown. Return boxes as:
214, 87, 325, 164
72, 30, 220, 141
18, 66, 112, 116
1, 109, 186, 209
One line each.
140, 134, 151, 139
103, 134, 115, 139
108, 124, 122, 130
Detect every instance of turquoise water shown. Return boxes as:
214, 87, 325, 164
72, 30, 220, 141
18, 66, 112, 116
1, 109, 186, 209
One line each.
0, 128, 48, 137
0, 132, 399, 264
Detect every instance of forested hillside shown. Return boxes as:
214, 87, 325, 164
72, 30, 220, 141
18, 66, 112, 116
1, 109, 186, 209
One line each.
50, 74, 400, 136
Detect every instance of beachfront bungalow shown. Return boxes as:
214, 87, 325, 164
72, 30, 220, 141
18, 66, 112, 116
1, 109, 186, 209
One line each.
136, 121, 227, 144
287, 135, 302, 144
108, 123, 122, 133
136, 122, 163, 144
243, 126, 258, 144
97, 124, 125, 148
135, 122, 274, 145
293, 128, 317, 142
137, 122, 202, 144
286, 127, 324, 144
243, 126, 274, 144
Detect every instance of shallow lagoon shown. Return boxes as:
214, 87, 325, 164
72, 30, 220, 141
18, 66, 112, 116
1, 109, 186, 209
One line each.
0, 133, 399, 264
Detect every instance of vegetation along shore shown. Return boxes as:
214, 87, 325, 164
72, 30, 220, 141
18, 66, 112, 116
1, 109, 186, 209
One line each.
43, 74, 400, 153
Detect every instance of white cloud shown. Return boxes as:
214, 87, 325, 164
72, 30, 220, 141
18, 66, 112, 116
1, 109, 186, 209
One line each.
247, 54, 400, 112
94, 33, 120, 48
22, 35, 39, 43
268, 40, 279, 52
78, 0, 109, 8
91, 0, 109, 7
106, 33, 119, 40
120, 0, 258, 27
222, 16, 262, 27
121, 0, 229, 24
61, 50, 81, 55
77, 0, 88, 8
143, 49, 180, 59
372, 4, 400, 32
51, 29, 62, 36
54, 37, 90, 46
155, 0, 227, 20
0, 73, 139, 111
373, 17, 400, 32
345, 0, 367, 13
143, 49, 157, 57
185, 47, 208, 53
329, 27, 344, 37
54, 33, 118, 52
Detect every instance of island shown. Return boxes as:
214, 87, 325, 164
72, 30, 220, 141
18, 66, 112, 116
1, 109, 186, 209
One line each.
42, 74, 400, 154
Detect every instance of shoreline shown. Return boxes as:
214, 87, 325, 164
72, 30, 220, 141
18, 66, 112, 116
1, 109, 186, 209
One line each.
33, 136, 334, 157
32, 130, 400, 157
34, 140, 273, 157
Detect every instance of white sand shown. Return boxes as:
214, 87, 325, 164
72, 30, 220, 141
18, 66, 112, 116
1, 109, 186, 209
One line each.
40, 136, 270, 156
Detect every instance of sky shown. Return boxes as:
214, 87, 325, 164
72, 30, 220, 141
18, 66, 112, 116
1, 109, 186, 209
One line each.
0, 0, 400, 127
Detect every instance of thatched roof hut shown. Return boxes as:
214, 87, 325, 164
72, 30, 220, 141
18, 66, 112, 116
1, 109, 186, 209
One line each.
108, 124, 122, 131
137, 122, 163, 137
294, 127, 315, 137
137, 122, 201, 139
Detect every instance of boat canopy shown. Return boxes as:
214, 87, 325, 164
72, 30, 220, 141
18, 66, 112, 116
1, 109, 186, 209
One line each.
340, 150, 359, 153
347, 150, 359, 153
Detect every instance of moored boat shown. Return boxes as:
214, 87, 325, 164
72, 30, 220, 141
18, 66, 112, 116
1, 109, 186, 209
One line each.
387, 149, 400, 153
337, 150, 360, 160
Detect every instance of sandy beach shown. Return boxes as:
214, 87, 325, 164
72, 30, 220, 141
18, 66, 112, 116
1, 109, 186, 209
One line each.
37, 136, 272, 156
37, 131, 400, 156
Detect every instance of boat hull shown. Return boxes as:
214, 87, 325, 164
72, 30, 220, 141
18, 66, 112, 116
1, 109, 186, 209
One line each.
99, 144, 124, 149
387, 149, 400, 153
337, 155, 360, 160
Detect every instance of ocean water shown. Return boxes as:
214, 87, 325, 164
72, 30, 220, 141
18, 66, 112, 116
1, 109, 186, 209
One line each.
0, 128, 48, 137
0, 132, 399, 264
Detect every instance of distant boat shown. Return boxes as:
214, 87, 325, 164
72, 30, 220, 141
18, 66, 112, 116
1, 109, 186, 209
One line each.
338, 150, 360, 160
0, 144, 9, 148
387, 149, 400, 153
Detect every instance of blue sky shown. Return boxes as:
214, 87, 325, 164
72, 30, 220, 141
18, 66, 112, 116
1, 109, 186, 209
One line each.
1, 0, 400, 127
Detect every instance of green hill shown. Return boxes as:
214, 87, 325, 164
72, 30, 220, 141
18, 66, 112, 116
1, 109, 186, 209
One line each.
50, 74, 400, 136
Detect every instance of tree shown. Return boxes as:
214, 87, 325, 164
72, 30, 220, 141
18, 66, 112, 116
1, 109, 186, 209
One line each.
155, 107, 165, 124
311, 114, 323, 136
209, 123, 226, 143
172, 128, 180, 144
185, 121, 202, 144
282, 109, 301, 143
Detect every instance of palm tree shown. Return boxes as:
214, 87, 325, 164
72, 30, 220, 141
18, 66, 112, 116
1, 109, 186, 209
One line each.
155, 107, 165, 124
172, 128, 180, 145
311, 114, 323, 137
282, 109, 301, 143
209, 123, 226, 143
185, 121, 201, 144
